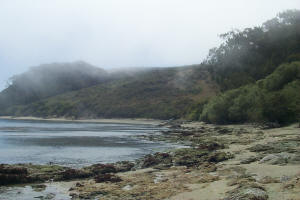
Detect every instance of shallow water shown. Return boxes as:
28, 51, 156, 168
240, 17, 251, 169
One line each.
0, 183, 71, 200
0, 119, 171, 168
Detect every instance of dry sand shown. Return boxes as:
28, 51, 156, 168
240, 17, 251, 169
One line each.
0, 116, 163, 125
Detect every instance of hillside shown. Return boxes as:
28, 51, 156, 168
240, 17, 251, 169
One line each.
0, 61, 108, 108
0, 66, 218, 119
200, 62, 300, 124
196, 9, 300, 124
203, 9, 300, 91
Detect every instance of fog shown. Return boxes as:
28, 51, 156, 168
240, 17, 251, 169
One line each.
0, 0, 299, 90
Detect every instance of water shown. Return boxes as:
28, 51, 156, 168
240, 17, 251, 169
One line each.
0, 119, 171, 168
0, 183, 71, 200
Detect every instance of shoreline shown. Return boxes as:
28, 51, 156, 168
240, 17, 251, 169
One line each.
0, 116, 164, 126
1, 121, 299, 199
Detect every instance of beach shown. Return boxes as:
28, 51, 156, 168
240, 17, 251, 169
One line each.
1, 120, 300, 199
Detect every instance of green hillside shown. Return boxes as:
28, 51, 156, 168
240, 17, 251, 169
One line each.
200, 62, 300, 124
204, 9, 300, 91
195, 9, 300, 124
1, 66, 217, 119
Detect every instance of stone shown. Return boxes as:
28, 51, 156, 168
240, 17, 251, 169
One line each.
94, 174, 122, 183
259, 153, 292, 165
280, 175, 291, 183
88, 164, 117, 175
31, 184, 47, 192
114, 161, 135, 172
240, 156, 258, 164
59, 169, 91, 180
0, 165, 31, 185
248, 144, 275, 153
224, 184, 268, 200
197, 141, 225, 151
139, 152, 172, 168
198, 174, 219, 183
257, 176, 279, 184
208, 152, 234, 163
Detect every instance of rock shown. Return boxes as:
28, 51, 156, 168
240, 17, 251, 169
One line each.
259, 153, 292, 165
240, 156, 258, 164
197, 142, 225, 151
260, 122, 280, 129
43, 193, 55, 200
59, 169, 91, 180
31, 184, 47, 192
180, 130, 195, 136
34, 193, 55, 200
140, 155, 160, 168
173, 148, 208, 167
249, 140, 299, 154
227, 177, 255, 187
248, 144, 275, 153
198, 162, 217, 172
114, 161, 134, 172
290, 153, 300, 164
76, 182, 84, 187
122, 185, 133, 191
208, 152, 234, 163
0, 165, 28, 174
257, 176, 279, 184
88, 164, 117, 175
280, 175, 291, 183
94, 174, 122, 183
198, 174, 219, 183
0, 165, 31, 185
214, 127, 233, 134
139, 152, 172, 168
224, 184, 268, 200
154, 173, 168, 184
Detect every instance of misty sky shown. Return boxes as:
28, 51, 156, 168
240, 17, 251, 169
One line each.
0, 0, 299, 90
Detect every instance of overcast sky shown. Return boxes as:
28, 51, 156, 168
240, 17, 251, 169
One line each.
0, 0, 299, 90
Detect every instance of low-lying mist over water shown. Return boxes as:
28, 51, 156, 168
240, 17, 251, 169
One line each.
0, 119, 174, 168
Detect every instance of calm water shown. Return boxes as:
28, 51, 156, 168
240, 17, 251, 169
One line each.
0, 119, 171, 168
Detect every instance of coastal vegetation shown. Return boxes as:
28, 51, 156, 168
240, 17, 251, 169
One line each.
200, 62, 300, 124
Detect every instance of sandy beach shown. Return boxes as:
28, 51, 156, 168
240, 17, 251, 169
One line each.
1, 121, 300, 200
0, 116, 163, 125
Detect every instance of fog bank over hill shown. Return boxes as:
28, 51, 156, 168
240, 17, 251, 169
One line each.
1, 0, 299, 90
0, 61, 108, 107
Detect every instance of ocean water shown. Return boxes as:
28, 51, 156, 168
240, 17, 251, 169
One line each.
0, 119, 172, 168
